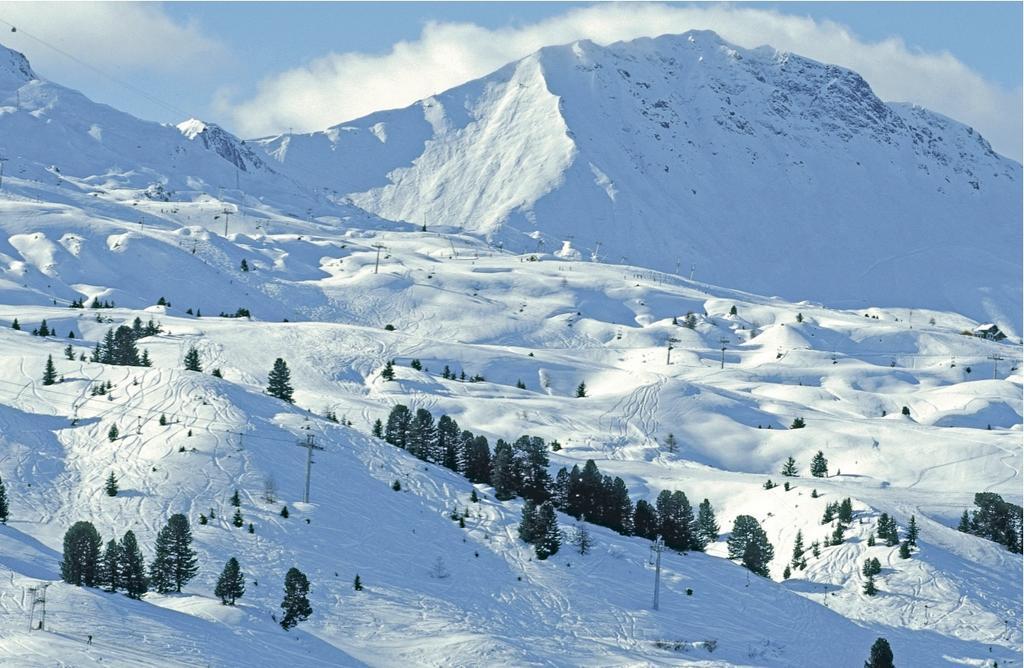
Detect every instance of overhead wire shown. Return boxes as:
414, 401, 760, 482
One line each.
0, 17, 191, 120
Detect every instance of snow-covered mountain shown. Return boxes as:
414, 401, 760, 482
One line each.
252, 31, 1022, 334
0, 35, 1020, 668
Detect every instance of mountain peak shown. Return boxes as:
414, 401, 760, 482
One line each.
0, 41, 37, 90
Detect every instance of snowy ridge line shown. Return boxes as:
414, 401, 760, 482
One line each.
0, 375, 315, 445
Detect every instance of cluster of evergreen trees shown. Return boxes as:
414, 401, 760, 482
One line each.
68, 297, 116, 309
58, 512, 312, 628
958, 492, 1022, 553
379, 405, 722, 556
60, 514, 198, 598
89, 318, 161, 367
726, 515, 774, 577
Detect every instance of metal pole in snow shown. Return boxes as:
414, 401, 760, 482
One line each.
294, 433, 324, 504
651, 535, 664, 610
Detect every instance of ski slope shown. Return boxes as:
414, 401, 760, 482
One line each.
0, 33, 1020, 668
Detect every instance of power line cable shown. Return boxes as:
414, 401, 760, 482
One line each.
0, 17, 191, 120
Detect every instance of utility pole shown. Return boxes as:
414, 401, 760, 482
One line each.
689, 263, 695, 282
0, 155, 8, 193
650, 535, 665, 610
294, 433, 324, 504
373, 243, 385, 274
988, 353, 1004, 380
666, 338, 678, 365
221, 208, 233, 237
719, 338, 729, 369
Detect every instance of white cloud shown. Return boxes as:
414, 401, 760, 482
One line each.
0, 1, 225, 75
222, 3, 1022, 160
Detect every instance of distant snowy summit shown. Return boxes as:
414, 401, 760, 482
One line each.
0, 34, 1019, 331
253, 30, 1022, 332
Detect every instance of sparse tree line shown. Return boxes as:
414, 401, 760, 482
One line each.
375, 404, 768, 573
958, 492, 1022, 553
58, 510, 314, 630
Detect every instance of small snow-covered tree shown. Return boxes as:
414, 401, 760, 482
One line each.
810, 451, 829, 477
183, 346, 202, 372
215, 557, 245, 605
42, 355, 57, 386
571, 522, 593, 555
864, 638, 894, 667
0, 474, 9, 524
266, 358, 294, 403
280, 567, 312, 630
781, 456, 798, 477
104, 472, 119, 497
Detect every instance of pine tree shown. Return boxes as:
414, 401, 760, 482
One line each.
534, 501, 561, 560
280, 505, 289, 518
230, 489, 241, 507
159, 414, 167, 426
907, 515, 919, 546
232, 508, 244, 527
830, 523, 846, 546
782, 564, 791, 579
149, 514, 198, 593
790, 417, 806, 429
100, 539, 121, 592
791, 530, 805, 569
957, 509, 971, 532
867, 533, 876, 546
183, 346, 202, 372
571, 522, 593, 555
811, 541, 821, 558
384, 405, 412, 449
240, 259, 249, 272
108, 424, 119, 441
11, 318, 19, 330
633, 499, 659, 540
280, 567, 313, 630
810, 451, 829, 477
38, 319, 50, 336
410, 358, 422, 370
64, 344, 75, 360
518, 500, 540, 543
729, 305, 738, 316
104, 472, 119, 497
380, 360, 395, 381
863, 573, 878, 596
742, 538, 772, 578
266, 358, 294, 403
120, 530, 148, 599
60, 521, 103, 586
353, 574, 363, 591
727, 515, 774, 576
864, 638, 894, 668
372, 418, 383, 438
781, 456, 798, 477
407, 408, 436, 461
215, 557, 245, 605
42, 355, 57, 385
898, 540, 912, 559
490, 440, 517, 501
693, 498, 719, 550
575, 381, 587, 398
663, 433, 678, 453
0, 474, 9, 524
838, 497, 854, 523
516, 379, 526, 390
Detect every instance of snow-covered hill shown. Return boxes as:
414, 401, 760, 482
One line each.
252, 31, 1022, 334
0, 35, 1020, 668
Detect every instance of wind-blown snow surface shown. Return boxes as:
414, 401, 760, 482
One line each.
0, 37, 1020, 668
253, 31, 1022, 334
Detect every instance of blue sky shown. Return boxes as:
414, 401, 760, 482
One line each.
0, 2, 1020, 158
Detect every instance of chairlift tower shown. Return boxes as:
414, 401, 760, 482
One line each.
719, 338, 729, 369
650, 535, 665, 610
294, 432, 324, 504
26, 583, 50, 631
